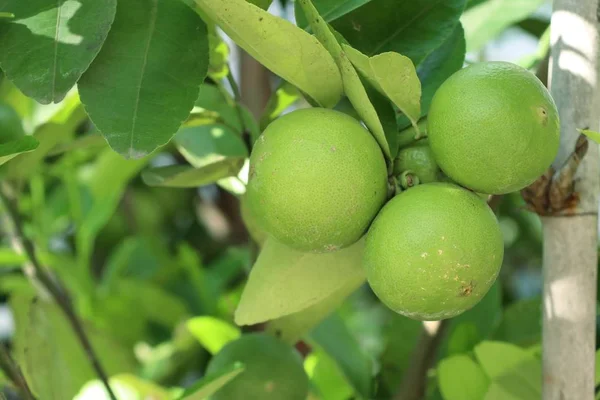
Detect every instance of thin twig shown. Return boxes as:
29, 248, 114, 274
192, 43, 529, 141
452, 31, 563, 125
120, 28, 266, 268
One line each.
394, 320, 450, 400
0, 343, 36, 400
226, 68, 254, 152
0, 183, 118, 400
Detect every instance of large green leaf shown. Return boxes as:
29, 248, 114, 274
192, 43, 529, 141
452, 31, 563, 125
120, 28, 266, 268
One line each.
305, 350, 355, 400
174, 123, 248, 168
295, 0, 372, 29
179, 363, 245, 400
266, 272, 365, 344
0, 136, 38, 166
331, 0, 466, 65
79, 0, 209, 158
0, 0, 117, 104
343, 45, 421, 132
492, 297, 541, 346
474, 341, 534, 379
297, 0, 391, 160
142, 160, 245, 188
397, 23, 465, 130
11, 295, 136, 400
186, 317, 241, 355
462, 0, 546, 52
234, 238, 365, 326
311, 313, 373, 399
195, 0, 343, 108
489, 358, 542, 400
438, 355, 490, 400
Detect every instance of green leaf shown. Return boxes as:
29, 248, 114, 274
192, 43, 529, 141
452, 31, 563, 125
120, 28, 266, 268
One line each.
247, 0, 273, 9
488, 358, 542, 400
304, 350, 355, 400
295, 0, 372, 29
11, 295, 136, 400
194, 84, 241, 131
195, 0, 343, 108
398, 23, 465, 130
3, 107, 88, 179
474, 341, 534, 379
438, 355, 490, 400
266, 272, 365, 344
492, 297, 541, 346
234, 237, 366, 326
260, 81, 301, 130
343, 45, 421, 132
580, 129, 600, 145
47, 133, 106, 156
142, 160, 245, 188
179, 363, 245, 400
331, 0, 466, 65
0, 247, 26, 266
75, 374, 171, 400
0, 0, 117, 104
186, 317, 241, 355
174, 123, 248, 168
379, 315, 422, 392
297, 0, 391, 160
0, 136, 38, 166
79, 0, 209, 158
461, 0, 546, 52
311, 313, 373, 398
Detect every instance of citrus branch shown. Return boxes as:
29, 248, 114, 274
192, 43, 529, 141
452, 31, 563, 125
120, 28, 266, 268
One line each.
0, 183, 118, 400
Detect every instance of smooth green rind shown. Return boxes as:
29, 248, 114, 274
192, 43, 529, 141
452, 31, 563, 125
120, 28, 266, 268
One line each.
427, 62, 560, 194
247, 108, 387, 252
0, 0, 117, 104
206, 334, 309, 400
364, 183, 503, 320
195, 0, 342, 109
342, 46, 421, 133
297, 0, 392, 160
393, 141, 440, 183
235, 237, 365, 325
79, 0, 209, 158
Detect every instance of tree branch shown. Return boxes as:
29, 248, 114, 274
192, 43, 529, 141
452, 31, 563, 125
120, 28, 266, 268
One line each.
0, 183, 118, 400
540, 1, 600, 398
0, 343, 36, 400
394, 320, 449, 400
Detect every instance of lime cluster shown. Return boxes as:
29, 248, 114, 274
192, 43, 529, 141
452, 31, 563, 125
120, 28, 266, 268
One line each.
245, 61, 559, 321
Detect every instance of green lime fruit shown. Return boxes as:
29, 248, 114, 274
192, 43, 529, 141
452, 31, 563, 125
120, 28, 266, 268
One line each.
427, 61, 559, 194
247, 108, 388, 253
206, 333, 309, 400
240, 194, 268, 246
364, 183, 503, 320
393, 140, 440, 183
0, 103, 24, 144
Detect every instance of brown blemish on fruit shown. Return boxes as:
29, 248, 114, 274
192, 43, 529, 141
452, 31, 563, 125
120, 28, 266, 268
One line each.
324, 244, 340, 252
249, 165, 256, 179
459, 281, 475, 297
437, 249, 443, 255
536, 106, 548, 126
331, 146, 336, 152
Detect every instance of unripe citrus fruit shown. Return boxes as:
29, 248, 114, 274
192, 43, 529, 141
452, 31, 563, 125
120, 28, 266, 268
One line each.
240, 194, 268, 246
393, 140, 440, 183
427, 61, 559, 194
247, 108, 387, 253
364, 183, 503, 320
0, 103, 24, 144
206, 333, 308, 400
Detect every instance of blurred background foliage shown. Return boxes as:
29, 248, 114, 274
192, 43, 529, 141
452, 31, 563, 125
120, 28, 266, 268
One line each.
0, 0, 588, 399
